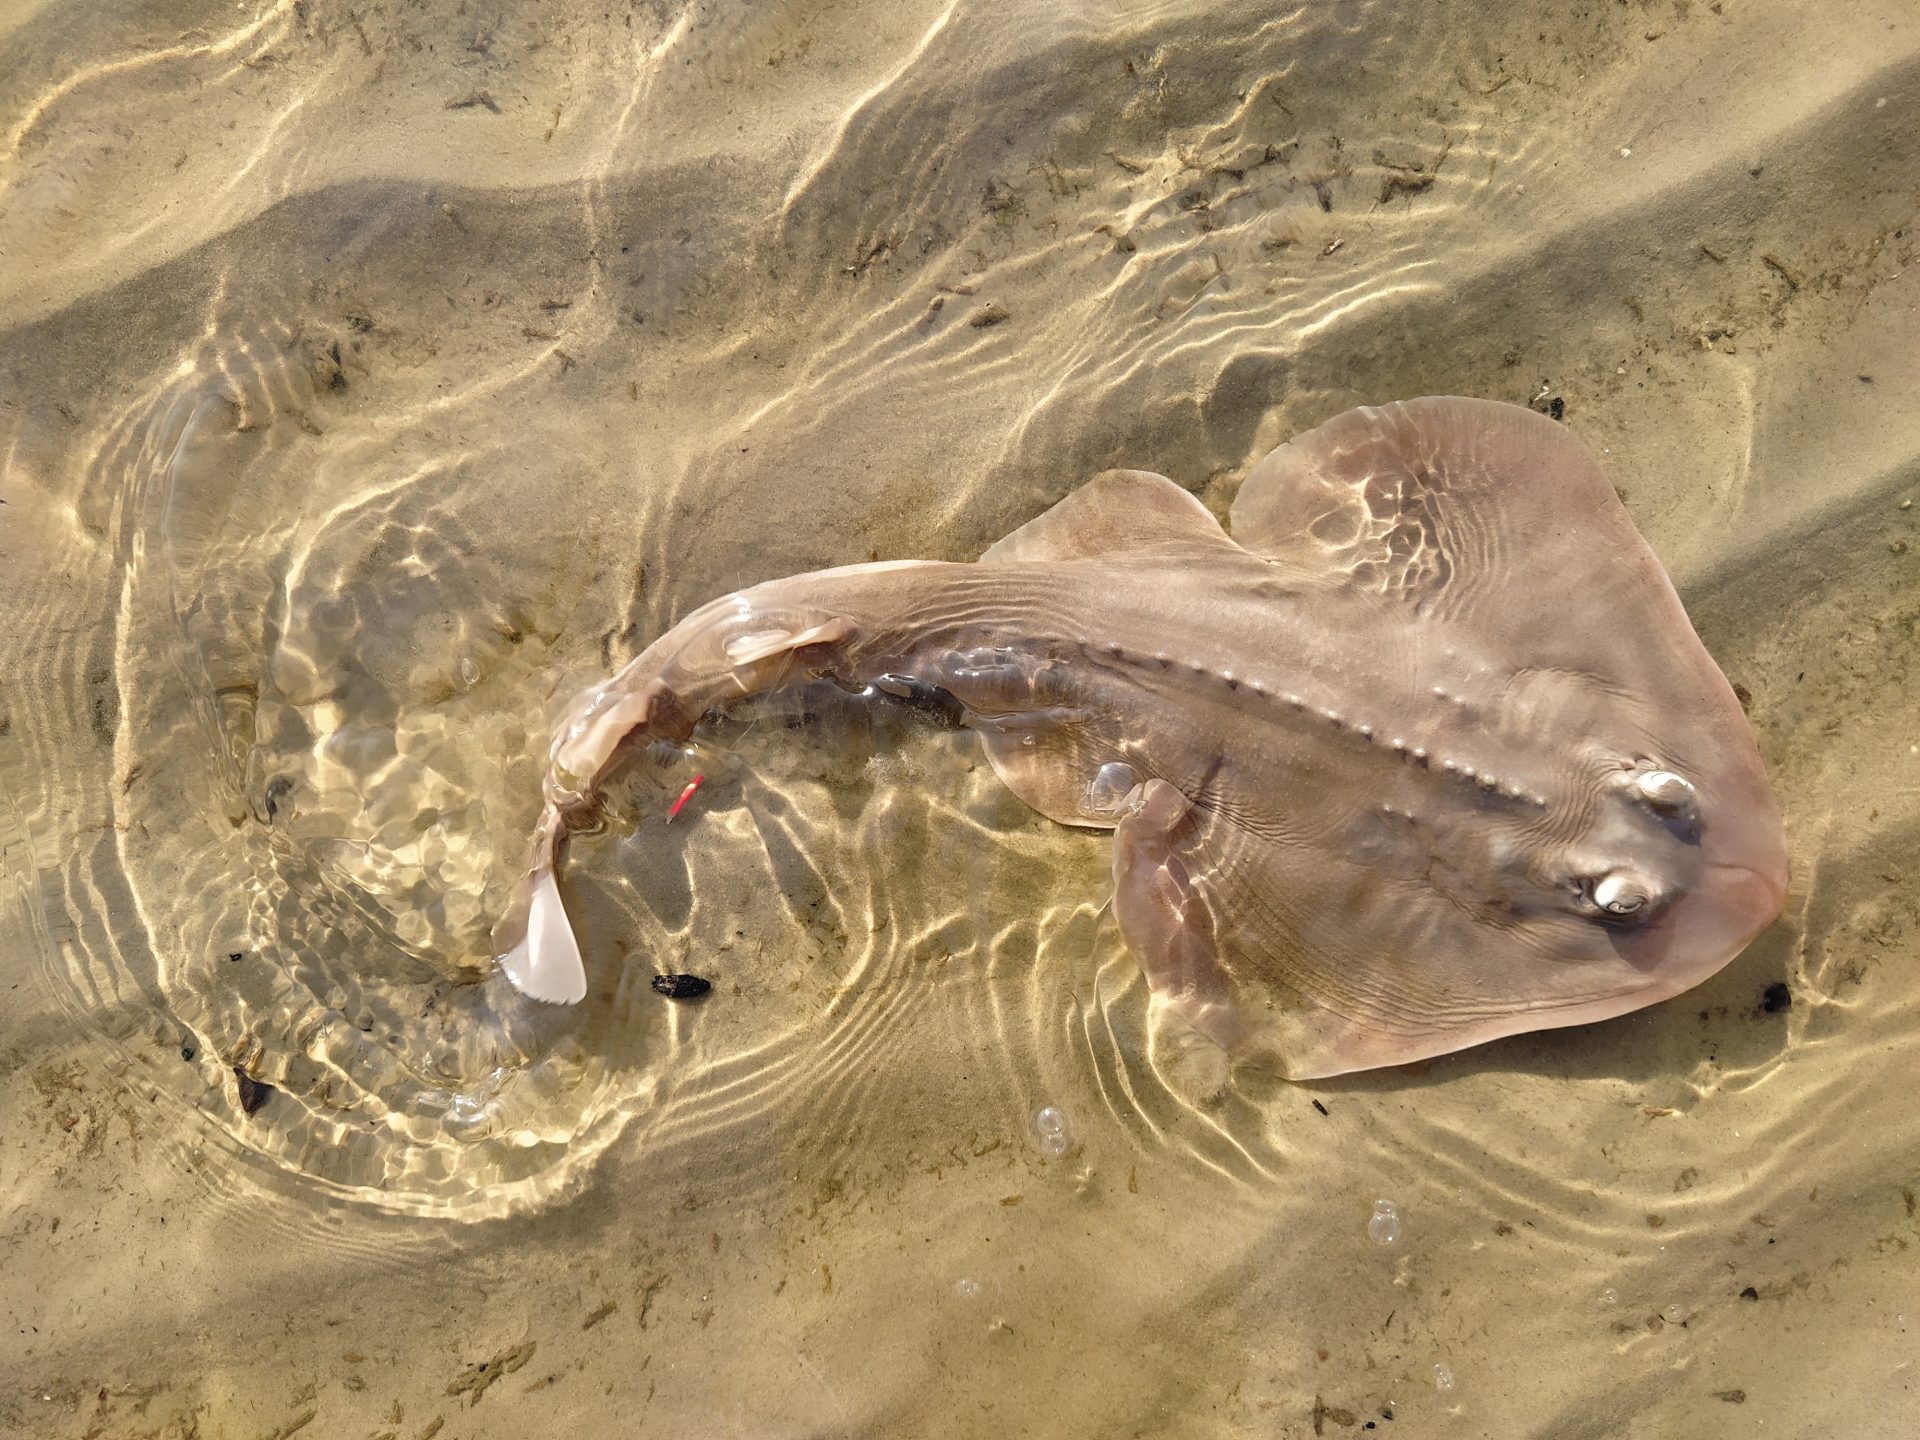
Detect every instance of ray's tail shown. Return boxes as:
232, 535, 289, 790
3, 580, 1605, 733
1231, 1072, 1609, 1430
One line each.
494, 808, 583, 1003
490, 562, 940, 1004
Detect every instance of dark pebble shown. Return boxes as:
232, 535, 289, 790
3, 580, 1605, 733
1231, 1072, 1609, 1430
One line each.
234, 1069, 275, 1116
651, 973, 711, 1000
1761, 982, 1791, 1013
1740, 1286, 1759, 1300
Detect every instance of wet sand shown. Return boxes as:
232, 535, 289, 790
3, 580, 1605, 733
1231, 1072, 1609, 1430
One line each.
2, 0, 1916, 1435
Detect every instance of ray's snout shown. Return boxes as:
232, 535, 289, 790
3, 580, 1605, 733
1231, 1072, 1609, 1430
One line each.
1618, 777, 1787, 994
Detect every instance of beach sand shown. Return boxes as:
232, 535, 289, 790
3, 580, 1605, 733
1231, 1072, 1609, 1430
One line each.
1, 0, 1915, 1435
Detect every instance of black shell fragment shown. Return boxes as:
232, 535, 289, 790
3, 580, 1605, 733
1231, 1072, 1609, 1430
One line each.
650, 973, 711, 1000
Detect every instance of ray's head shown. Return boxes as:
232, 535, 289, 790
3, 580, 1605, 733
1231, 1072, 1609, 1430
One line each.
1240, 396, 1790, 1080
1284, 729, 1788, 1081
1515, 747, 1787, 1014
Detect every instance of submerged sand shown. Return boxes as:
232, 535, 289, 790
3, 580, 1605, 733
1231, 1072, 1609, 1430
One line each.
1, 0, 1916, 1435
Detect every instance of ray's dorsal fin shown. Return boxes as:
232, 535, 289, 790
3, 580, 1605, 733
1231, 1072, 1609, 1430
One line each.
982, 468, 1232, 564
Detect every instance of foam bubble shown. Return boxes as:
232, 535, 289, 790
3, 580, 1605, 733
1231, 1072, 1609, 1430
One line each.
1032, 1104, 1071, 1158
1366, 1198, 1401, 1245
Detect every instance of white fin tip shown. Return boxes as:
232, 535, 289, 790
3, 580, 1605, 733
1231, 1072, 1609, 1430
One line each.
499, 867, 588, 1004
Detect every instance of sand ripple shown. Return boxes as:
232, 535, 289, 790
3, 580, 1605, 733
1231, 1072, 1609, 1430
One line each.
2, 0, 1917, 1433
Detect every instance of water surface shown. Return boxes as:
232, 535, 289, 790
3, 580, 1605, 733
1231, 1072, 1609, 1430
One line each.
2, 0, 1916, 1434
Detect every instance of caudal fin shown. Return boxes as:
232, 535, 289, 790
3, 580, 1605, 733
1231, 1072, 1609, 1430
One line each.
494, 813, 589, 1005
498, 867, 587, 1004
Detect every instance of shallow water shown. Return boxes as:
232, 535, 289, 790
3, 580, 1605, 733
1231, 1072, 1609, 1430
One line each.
3, 0, 1916, 1434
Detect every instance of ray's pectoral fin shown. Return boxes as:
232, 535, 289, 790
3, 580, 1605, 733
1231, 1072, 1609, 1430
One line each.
1110, 779, 1250, 1056
1228, 396, 1649, 625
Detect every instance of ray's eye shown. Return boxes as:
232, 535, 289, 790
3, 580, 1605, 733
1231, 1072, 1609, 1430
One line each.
1635, 769, 1696, 813
1587, 871, 1656, 919
1622, 762, 1702, 839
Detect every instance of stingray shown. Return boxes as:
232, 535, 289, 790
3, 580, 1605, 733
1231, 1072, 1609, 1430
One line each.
492, 397, 1786, 1079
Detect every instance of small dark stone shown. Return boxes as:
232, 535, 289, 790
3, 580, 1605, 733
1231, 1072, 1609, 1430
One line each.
181, 1045, 196, 1062
1311, 1099, 1329, 1116
1548, 396, 1565, 421
651, 973, 711, 1000
227, 951, 244, 963
234, 1069, 275, 1116
1740, 1286, 1759, 1300
1761, 982, 1791, 1013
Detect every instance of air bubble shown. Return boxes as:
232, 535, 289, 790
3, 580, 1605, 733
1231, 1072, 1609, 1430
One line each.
1366, 1198, 1401, 1245
953, 1278, 983, 1301
458, 656, 480, 689
1662, 1303, 1684, 1324
1433, 1361, 1455, 1392
1086, 761, 1138, 816
1032, 1105, 1071, 1158
1600, 1287, 1619, 1306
